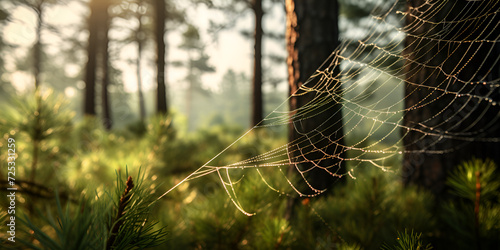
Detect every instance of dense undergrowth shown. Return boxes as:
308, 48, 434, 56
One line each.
0, 93, 499, 249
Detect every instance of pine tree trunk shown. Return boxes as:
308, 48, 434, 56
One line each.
84, 0, 99, 116
155, 0, 168, 115
251, 0, 263, 127
33, 1, 43, 91
136, 15, 146, 122
31, 0, 44, 183
101, 1, 112, 130
402, 1, 500, 194
285, 0, 344, 217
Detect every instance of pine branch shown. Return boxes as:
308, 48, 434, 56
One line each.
106, 176, 134, 250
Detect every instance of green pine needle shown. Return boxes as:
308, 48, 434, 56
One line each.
381, 229, 432, 250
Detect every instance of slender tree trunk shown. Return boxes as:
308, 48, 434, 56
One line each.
285, 0, 344, 218
33, 1, 43, 91
251, 0, 263, 127
28, 0, 45, 216
136, 16, 146, 122
154, 0, 168, 115
31, 0, 44, 183
402, 1, 500, 194
186, 71, 193, 131
101, 2, 112, 130
84, 0, 99, 116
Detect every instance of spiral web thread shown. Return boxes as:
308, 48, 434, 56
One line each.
156, 0, 500, 215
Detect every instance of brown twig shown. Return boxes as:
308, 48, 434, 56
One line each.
0, 180, 77, 203
106, 176, 134, 250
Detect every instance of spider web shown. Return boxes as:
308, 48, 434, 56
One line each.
157, 0, 500, 215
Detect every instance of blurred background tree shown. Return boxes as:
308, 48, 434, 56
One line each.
174, 24, 215, 131
195, 0, 285, 128
153, 0, 168, 115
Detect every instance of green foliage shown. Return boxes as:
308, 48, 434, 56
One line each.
439, 158, 500, 249
18, 192, 105, 250
64, 117, 142, 189
0, 90, 73, 143
256, 217, 292, 249
14, 168, 167, 250
3, 88, 499, 250
337, 243, 363, 250
381, 229, 432, 250
313, 169, 435, 249
159, 166, 437, 249
160, 168, 298, 249
107, 168, 168, 249
185, 189, 250, 249
446, 158, 500, 201
0, 90, 74, 186
144, 114, 285, 177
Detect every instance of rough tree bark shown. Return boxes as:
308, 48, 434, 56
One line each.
402, 1, 500, 194
285, 0, 344, 218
